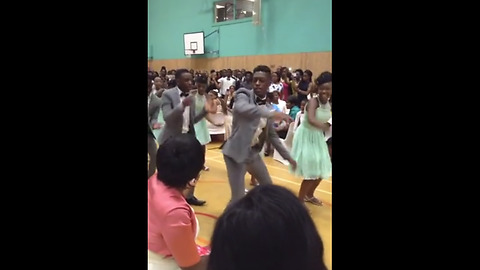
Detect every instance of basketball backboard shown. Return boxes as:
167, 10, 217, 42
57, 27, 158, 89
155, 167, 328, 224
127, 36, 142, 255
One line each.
184, 31, 205, 55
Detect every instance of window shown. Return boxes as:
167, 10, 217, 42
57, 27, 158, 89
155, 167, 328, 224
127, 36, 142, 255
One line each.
215, 0, 255, 23
235, 0, 255, 19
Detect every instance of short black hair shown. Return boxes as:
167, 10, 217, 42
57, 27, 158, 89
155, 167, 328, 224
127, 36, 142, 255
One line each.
272, 71, 281, 82
156, 134, 205, 189
316, 71, 332, 85
148, 71, 155, 82
304, 69, 313, 79
195, 75, 208, 84
244, 71, 253, 76
287, 95, 299, 106
294, 69, 303, 76
167, 79, 177, 88
253, 65, 271, 75
175, 68, 190, 80
266, 91, 275, 101
208, 185, 327, 270
210, 69, 216, 73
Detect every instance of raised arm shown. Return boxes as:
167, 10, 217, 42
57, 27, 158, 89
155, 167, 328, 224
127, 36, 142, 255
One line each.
218, 97, 228, 115
161, 92, 187, 124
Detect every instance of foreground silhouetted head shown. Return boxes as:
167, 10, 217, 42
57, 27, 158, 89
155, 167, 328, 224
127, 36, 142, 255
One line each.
208, 184, 327, 270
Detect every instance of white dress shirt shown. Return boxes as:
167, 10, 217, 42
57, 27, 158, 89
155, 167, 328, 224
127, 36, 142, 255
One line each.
218, 77, 236, 96
178, 88, 190, 133
252, 112, 268, 146
251, 99, 270, 146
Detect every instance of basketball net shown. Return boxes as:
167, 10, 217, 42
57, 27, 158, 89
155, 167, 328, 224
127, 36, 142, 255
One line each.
186, 50, 196, 58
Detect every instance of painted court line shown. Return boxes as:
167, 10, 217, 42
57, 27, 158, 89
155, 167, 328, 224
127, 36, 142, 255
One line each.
196, 237, 210, 246
196, 212, 219, 219
204, 157, 332, 195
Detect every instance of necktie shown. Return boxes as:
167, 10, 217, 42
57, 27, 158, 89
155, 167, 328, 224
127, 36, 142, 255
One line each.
255, 96, 266, 105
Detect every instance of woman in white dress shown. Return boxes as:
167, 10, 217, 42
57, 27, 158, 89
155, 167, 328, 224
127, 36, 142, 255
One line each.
205, 90, 226, 139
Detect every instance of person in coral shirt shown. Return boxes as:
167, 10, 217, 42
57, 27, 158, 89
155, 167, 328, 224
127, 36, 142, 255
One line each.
148, 134, 210, 270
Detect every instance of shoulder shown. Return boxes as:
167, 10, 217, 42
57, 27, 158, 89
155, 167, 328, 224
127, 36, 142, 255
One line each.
148, 178, 190, 217
164, 205, 193, 223
235, 88, 253, 97
162, 88, 178, 99
307, 97, 319, 108
151, 93, 161, 103
165, 87, 178, 94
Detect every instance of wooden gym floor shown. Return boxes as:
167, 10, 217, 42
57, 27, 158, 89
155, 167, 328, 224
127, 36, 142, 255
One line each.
190, 141, 332, 269
150, 140, 332, 269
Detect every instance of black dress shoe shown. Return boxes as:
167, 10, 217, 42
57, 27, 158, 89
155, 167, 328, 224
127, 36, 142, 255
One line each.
186, 197, 206, 206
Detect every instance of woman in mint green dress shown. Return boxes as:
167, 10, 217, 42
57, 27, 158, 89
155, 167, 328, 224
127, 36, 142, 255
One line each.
194, 76, 212, 171
153, 90, 165, 143
290, 74, 332, 206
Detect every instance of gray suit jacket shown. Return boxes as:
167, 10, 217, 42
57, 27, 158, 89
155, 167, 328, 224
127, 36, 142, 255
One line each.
159, 87, 208, 145
148, 93, 161, 138
222, 88, 292, 163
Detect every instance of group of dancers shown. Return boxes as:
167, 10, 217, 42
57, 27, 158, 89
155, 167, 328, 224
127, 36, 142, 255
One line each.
148, 65, 332, 206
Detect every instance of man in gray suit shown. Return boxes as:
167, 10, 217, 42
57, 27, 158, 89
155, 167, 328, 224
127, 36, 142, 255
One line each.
160, 69, 216, 206
222, 65, 297, 204
148, 77, 162, 179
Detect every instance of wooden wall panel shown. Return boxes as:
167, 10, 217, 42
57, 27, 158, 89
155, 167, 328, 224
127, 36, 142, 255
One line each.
149, 51, 332, 78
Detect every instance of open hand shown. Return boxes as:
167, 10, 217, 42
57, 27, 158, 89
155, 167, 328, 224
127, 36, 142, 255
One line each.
204, 95, 217, 113
182, 96, 192, 107
273, 112, 293, 124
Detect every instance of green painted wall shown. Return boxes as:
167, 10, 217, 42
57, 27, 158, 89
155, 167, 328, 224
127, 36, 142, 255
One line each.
148, 0, 331, 59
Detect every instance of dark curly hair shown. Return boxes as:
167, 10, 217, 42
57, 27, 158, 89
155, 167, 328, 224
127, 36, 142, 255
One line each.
155, 134, 205, 189
208, 185, 327, 270
315, 71, 332, 86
